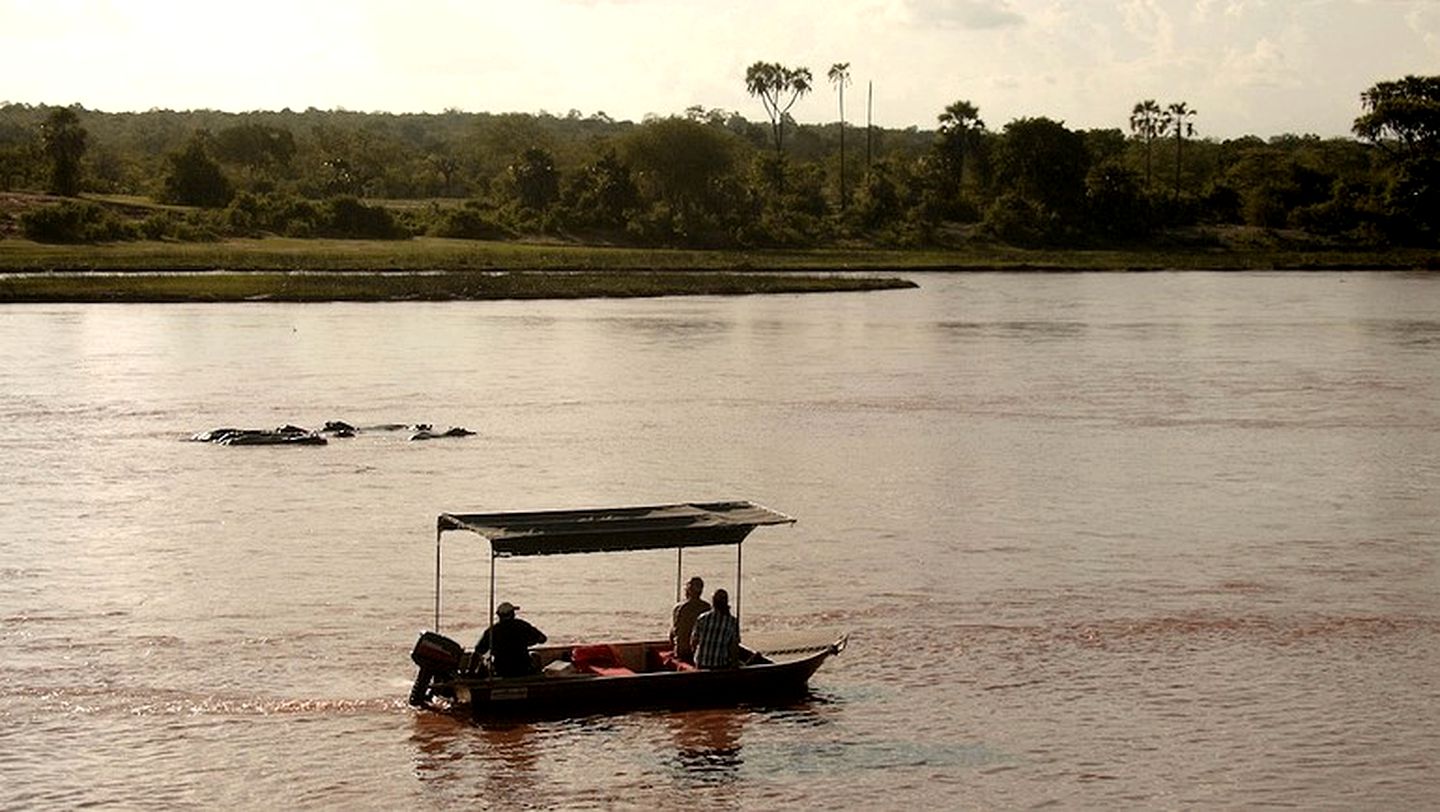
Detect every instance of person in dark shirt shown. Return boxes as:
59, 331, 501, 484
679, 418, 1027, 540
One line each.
690, 589, 740, 669
475, 601, 547, 677
669, 576, 710, 664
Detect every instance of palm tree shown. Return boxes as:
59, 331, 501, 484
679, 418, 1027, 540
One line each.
745, 61, 814, 161
1128, 99, 1163, 191
1166, 102, 1197, 200
828, 63, 852, 208
936, 100, 984, 199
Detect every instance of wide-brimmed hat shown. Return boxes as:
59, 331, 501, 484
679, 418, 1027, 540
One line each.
496, 601, 519, 615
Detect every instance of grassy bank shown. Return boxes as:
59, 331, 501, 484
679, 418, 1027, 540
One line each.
1, 234, 1436, 274
1, 233, 1435, 303
0, 269, 918, 303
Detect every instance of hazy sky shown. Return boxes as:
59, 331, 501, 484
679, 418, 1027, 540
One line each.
2, 0, 1436, 138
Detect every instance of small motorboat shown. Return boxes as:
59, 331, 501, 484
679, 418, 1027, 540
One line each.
407, 500, 846, 720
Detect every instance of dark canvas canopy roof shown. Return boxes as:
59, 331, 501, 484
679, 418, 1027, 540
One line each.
438, 500, 794, 557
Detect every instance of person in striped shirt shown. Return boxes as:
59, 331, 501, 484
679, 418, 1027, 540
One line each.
690, 588, 740, 669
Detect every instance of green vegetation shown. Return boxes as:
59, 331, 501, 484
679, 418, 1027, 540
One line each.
827, 63, 852, 206
1, 232, 1431, 275
1351, 75, 1440, 245
161, 132, 233, 208
746, 62, 813, 163
39, 108, 87, 197
0, 72, 1436, 279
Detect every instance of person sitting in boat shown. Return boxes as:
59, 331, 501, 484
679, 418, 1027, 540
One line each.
475, 602, 547, 677
669, 576, 710, 664
690, 589, 740, 669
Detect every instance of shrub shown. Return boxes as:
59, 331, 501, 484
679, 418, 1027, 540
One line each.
624, 203, 679, 246
161, 139, 234, 208
981, 193, 1056, 245
182, 209, 225, 242
745, 207, 828, 247
320, 196, 405, 239
852, 167, 904, 230
430, 203, 514, 240
276, 197, 322, 238
20, 201, 136, 243
1085, 163, 1154, 241
139, 212, 179, 240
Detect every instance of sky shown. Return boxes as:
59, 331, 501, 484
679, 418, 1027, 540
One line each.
2, 0, 1437, 139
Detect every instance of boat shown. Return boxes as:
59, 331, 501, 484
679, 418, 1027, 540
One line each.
407, 500, 846, 720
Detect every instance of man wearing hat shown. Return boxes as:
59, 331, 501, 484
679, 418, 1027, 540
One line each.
475, 601, 548, 677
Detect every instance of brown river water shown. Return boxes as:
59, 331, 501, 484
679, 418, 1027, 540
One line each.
1, 271, 1438, 808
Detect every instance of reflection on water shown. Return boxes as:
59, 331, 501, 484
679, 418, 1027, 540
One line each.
411, 715, 546, 807
1, 272, 1438, 807
473, 722, 542, 803
1361, 317, 1440, 348
668, 709, 745, 787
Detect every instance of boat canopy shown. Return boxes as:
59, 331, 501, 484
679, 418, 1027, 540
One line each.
438, 500, 794, 557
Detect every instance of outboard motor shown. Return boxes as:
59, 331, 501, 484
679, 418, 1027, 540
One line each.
409, 631, 464, 707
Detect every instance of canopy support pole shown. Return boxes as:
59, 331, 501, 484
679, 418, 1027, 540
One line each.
675, 548, 683, 601
735, 542, 743, 627
434, 527, 442, 632
488, 551, 497, 645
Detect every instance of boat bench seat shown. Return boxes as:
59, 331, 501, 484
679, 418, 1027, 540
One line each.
587, 665, 636, 677
571, 644, 636, 676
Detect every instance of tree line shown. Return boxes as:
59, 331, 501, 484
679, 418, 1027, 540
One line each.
2, 70, 1436, 247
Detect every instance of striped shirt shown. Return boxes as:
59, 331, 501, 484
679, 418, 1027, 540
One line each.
690, 608, 740, 669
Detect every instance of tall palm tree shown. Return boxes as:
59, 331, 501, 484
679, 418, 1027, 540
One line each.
745, 61, 814, 161
937, 100, 984, 199
1166, 101, 1197, 200
828, 63, 852, 207
1129, 99, 1163, 191
866, 81, 874, 169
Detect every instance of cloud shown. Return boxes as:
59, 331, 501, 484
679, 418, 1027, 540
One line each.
1193, 0, 1259, 20
1120, 0, 1173, 49
1406, 4, 1440, 53
1216, 36, 1301, 89
1, 0, 1431, 136
906, 0, 1025, 29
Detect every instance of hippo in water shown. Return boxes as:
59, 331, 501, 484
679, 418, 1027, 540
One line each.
191, 428, 245, 443
320, 420, 358, 438
222, 431, 327, 446
409, 426, 477, 441
192, 421, 469, 445
190, 426, 327, 445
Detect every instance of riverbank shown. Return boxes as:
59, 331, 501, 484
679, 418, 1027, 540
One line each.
2, 233, 1436, 273
0, 234, 1434, 302
0, 268, 917, 303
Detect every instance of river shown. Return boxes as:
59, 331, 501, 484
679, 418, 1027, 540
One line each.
1, 271, 1437, 808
